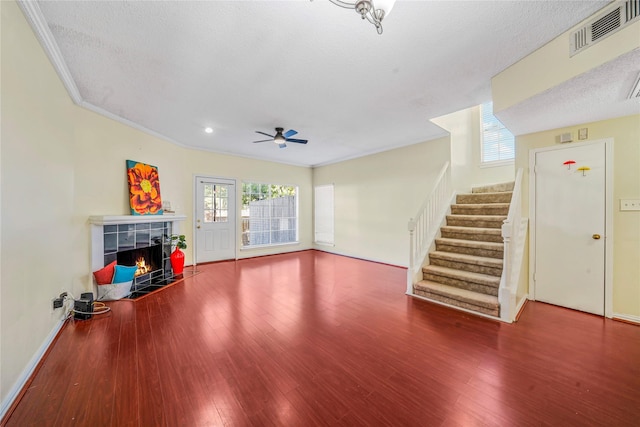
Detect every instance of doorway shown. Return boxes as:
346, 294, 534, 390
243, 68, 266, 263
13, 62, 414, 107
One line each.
530, 139, 613, 316
194, 176, 236, 263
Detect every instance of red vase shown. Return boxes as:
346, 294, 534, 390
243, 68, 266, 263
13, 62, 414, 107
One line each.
170, 248, 185, 275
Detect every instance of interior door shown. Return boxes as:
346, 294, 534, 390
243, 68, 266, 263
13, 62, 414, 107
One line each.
534, 142, 606, 315
195, 177, 236, 263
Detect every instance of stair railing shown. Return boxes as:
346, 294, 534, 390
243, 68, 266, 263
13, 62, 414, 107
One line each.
407, 162, 452, 293
499, 167, 524, 321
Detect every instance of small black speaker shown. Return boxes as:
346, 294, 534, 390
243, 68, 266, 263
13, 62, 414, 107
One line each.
74, 296, 94, 320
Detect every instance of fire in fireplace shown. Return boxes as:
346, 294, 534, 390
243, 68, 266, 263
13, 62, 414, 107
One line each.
117, 244, 163, 279
135, 257, 151, 277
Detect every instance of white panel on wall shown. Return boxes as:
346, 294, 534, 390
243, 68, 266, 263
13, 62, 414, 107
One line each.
314, 185, 334, 245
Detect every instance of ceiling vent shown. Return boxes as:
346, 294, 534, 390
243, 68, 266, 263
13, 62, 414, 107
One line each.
570, 0, 640, 56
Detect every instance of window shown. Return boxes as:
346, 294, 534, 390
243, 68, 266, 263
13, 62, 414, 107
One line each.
203, 183, 228, 223
241, 182, 298, 247
481, 102, 515, 164
314, 185, 334, 245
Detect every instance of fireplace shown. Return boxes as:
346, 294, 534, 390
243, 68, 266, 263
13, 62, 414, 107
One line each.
117, 244, 163, 279
90, 215, 186, 297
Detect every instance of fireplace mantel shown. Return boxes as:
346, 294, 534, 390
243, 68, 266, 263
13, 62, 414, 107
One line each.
89, 214, 186, 226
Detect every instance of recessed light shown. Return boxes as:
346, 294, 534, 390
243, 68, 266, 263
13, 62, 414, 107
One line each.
204, 127, 213, 134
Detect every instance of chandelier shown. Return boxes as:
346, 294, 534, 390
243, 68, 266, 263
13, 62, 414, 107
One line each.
328, 0, 396, 34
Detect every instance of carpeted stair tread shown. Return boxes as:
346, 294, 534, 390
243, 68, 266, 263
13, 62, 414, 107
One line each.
451, 203, 510, 215
440, 226, 503, 243
435, 238, 504, 259
456, 192, 512, 204
472, 182, 514, 194
423, 265, 500, 287
429, 251, 503, 268
446, 215, 507, 229
429, 250, 503, 277
414, 280, 500, 316
435, 238, 503, 251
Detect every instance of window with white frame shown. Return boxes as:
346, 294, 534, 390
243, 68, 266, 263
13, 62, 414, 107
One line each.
314, 184, 334, 245
241, 182, 298, 247
481, 102, 515, 164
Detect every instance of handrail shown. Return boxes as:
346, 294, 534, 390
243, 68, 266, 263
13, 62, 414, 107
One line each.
499, 168, 524, 321
407, 162, 452, 293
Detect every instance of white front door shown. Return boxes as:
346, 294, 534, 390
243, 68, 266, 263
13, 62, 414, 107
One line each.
533, 141, 607, 315
195, 177, 236, 263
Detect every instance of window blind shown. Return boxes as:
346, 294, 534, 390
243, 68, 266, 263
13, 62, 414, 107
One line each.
481, 102, 515, 163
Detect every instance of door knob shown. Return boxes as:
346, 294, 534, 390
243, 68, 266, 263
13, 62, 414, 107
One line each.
197, 225, 201, 229
592, 234, 601, 240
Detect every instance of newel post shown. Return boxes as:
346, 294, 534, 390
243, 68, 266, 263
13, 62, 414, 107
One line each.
500, 220, 512, 321
407, 218, 416, 294
501, 220, 512, 288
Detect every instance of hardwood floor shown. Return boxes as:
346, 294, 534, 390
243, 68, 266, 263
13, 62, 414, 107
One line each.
4, 250, 639, 426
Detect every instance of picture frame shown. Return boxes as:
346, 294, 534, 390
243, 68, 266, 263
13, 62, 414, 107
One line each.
126, 160, 163, 215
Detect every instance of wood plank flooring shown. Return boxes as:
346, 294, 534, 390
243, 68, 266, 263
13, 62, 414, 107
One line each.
4, 250, 639, 426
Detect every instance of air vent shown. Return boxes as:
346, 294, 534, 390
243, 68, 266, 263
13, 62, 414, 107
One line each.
570, 0, 640, 56
592, 7, 621, 41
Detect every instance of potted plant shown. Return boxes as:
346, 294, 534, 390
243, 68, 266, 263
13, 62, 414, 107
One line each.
169, 234, 187, 275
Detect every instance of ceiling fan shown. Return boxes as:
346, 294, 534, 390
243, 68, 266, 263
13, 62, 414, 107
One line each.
253, 127, 308, 148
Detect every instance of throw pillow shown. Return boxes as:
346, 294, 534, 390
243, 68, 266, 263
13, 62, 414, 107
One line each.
93, 260, 116, 285
113, 264, 138, 283
97, 280, 133, 301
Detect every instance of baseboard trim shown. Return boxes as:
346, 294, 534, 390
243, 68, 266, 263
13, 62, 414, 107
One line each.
514, 294, 529, 322
313, 248, 407, 269
612, 313, 640, 326
0, 319, 67, 424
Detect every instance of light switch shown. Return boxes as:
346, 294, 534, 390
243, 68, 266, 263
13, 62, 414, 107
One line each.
620, 199, 640, 211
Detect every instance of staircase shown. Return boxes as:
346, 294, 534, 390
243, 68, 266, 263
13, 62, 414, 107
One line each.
413, 182, 514, 318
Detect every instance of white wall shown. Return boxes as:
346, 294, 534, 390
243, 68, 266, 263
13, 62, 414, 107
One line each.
312, 137, 450, 267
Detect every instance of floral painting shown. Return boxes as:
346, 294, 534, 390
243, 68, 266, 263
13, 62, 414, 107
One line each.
126, 160, 163, 215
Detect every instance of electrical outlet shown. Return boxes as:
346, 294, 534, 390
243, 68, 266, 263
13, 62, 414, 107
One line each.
52, 297, 63, 310
620, 199, 640, 211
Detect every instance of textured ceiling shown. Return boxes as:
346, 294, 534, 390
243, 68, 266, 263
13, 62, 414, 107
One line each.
24, 0, 616, 167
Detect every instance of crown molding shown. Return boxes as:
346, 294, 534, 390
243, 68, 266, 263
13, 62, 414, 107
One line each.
17, 0, 83, 105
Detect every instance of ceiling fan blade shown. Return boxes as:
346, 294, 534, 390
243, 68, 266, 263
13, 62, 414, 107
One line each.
278, 143, 287, 149
255, 131, 275, 138
253, 139, 273, 143
283, 129, 298, 138
285, 138, 308, 144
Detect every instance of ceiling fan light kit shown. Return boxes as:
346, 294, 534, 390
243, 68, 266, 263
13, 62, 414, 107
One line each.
328, 0, 396, 34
